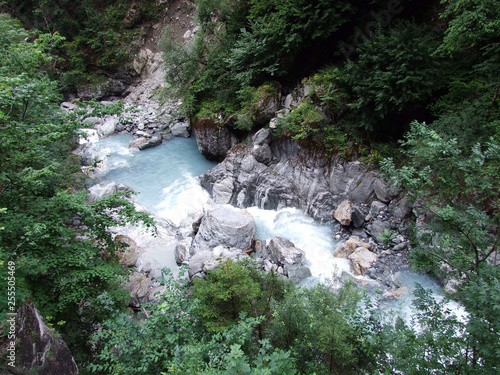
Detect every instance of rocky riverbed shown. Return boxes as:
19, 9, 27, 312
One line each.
66, 39, 418, 308
72, 99, 414, 308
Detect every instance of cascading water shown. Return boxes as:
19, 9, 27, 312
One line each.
89, 133, 464, 319
246, 207, 350, 284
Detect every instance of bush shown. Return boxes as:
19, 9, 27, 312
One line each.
274, 101, 325, 140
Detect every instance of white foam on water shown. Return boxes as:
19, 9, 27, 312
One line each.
155, 175, 211, 225
381, 270, 468, 323
92, 135, 216, 272
247, 206, 350, 283
78, 128, 99, 144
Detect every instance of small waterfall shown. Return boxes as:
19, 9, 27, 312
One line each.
247, 207, 350, 283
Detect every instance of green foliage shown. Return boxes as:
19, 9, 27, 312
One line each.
235, 82, 281, 130
268, 279, 377, 374
341, 21, 442, 131
90, 268, 203, 375
91, 266, 294, 375
192, 259, 263, 332
378, 228, 397, 247
437, 0, 500, 57
307, 66, 349, 115
219, 340, 296, 375
224, 21, 283, 88
274, 101, 325, 140
3, 0, 167, 89
380, 121, 500, 371
224, 0, 353, 89
73, 98, 128, 122
164, 0, 354, 118
381, 121, 500, 276
0, 15, 154, 365
374, 282, 500, 374
160, 22, 240, 117
0, 13, 28, 47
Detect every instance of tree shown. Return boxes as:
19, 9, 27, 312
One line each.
226, 0, 354, 88
381, 121, 500, 372
341, 21, 442, 132
0, 14, 154, 365
192, 259, 263, 332
268, 279, 378, 374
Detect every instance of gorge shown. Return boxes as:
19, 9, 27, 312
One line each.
1, 1, 499, 373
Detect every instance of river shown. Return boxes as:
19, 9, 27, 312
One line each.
89, 132, 465, 319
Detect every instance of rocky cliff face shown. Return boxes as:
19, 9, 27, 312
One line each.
199, 128, 414, 286
200, 128, 410, 224
0, 304, 79, 375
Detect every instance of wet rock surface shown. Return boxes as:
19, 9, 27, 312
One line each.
192, 117, 240, 161
0, 303, 79, 375
190, 204, 256, 255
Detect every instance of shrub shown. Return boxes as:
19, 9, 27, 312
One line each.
274, 101, 325, 140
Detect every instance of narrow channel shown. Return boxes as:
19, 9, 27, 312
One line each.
90, 133, 465, 320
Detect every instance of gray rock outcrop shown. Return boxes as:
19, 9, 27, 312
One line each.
192, 117, 239, 161
2, 303, 79, 374
190, 205, 256, 254
87, 181, 131, 203
200, 138, 394, 223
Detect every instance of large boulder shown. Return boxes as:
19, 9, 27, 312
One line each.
211, 177, 234, 205
97, 116, 119, 137
125, 272, 152, 306
3, 303, 79, 374
77, 77, 128, 100
133, 48, 154, 76
192, 117, 239, 161
138, 135, 162, 150
369, 220, 391, 241
334, 200, 353, 226
87, 181, 131, 203
253, 90, 281, 125
170, 120, 190, 138
349, 248, 378, 275
267, 237, 305, 266
114, 234, 138, 267
284, 264, 312, 283
129, 136, 149, 149
333, 236, 370, 258
190, 205, 256, 254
